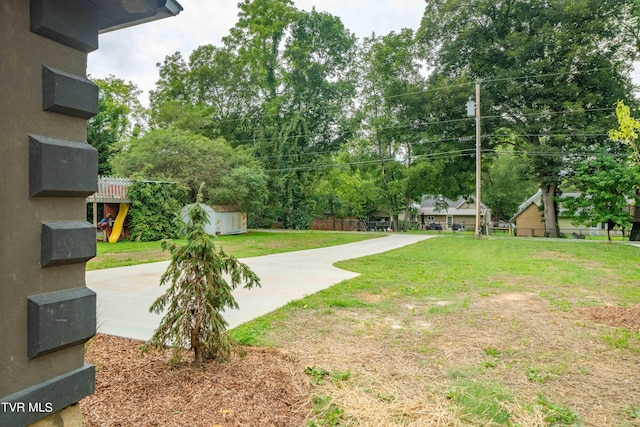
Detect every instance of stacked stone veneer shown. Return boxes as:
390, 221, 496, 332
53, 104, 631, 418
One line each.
0, 1, 99, 426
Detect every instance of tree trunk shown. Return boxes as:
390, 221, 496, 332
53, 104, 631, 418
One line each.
630, 223, 640, 241
631, 203, 640, 241
191, 317, 202, 363
402, 195, 411, 232
540, 182, 559, 238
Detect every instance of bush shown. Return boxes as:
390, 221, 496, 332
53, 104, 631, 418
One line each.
141, 188, 261, 364
127, 181, 189, 241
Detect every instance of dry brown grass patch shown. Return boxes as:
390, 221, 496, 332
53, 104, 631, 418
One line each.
271, 293, 640, 426
82, 294, 640, 426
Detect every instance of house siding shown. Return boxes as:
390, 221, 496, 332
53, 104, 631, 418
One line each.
515, 204, 545, 237
419, 196, 490, 231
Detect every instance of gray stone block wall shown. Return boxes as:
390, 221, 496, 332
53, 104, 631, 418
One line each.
0, 3, 99, 425
1, 1, 182, 425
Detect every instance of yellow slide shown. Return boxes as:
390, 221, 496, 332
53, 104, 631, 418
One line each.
108, 203, 130, 243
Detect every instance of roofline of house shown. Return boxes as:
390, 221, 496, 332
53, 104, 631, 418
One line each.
421, 195, 490, 212
98, 0, 183, 34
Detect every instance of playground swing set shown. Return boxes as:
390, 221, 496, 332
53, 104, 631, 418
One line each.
87, 176, 249, 242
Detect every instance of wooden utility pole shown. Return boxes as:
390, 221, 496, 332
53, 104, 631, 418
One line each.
475, 82, 482, 238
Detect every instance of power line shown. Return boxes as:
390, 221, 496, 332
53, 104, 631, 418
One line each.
172, 66, 619, 129
251, 129, 613, 161
484, 132, 610, 139
382, 81, 473, 99
481, 67, 616, 84
481, 107, 616, 122
228, 105, 615, 147
265, 148, 478, 173
493, 150, 631, 158
264, 147, 631, 173
250, 128, 614, 161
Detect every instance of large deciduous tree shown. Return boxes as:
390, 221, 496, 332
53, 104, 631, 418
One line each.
224, 0, 299, 102
149, 46, 256, 144
270, 8, 357, 228
356, 29, 432, 230
111, 127, 267, 211
224, 3, 357, 228
418, 0, 637, 237
88, 76, 143, 175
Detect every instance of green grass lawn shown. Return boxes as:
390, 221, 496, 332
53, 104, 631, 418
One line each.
88, 230, 384, 271
87, 232, 640, 424
229, 236, 640, 426
234, 236, 640, 339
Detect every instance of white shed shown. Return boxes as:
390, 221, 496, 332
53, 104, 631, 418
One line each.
181, 204, 247, 235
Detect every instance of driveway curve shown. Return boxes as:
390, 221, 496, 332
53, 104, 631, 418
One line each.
87, 233, 435, 341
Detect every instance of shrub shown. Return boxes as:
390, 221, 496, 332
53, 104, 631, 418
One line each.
141, 187, 261, 364
127, 181, 189, 241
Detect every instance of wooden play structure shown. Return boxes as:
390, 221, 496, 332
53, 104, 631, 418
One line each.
86, 176, 132, 242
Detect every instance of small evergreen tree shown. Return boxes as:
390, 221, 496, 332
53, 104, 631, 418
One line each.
141, 187, 260, 364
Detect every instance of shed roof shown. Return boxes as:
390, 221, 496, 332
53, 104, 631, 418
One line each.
511, 190, 585, 222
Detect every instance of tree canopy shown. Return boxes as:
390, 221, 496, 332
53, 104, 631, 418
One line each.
99, 0, 640, 235
88, 76, 143, 175
417, 0, 637, 236
561, 153, 639, 240
111, 127, 267, 212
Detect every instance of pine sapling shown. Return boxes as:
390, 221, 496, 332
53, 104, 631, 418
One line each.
141, 188, 260, 364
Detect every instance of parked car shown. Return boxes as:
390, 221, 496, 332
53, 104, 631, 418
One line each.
428, 223, 442, 230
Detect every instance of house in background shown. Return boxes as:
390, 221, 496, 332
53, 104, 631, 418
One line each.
512, 190, 634, 237
418, 196, 491, 231
511, 191, 546, 237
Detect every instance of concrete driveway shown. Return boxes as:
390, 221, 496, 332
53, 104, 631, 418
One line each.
86, 233, 434, 341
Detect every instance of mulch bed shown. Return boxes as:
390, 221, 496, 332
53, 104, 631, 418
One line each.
579, 306, 640, 331
81, 334, 312, 427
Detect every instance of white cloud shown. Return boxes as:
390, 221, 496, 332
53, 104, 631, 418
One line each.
87, 0, 426, 104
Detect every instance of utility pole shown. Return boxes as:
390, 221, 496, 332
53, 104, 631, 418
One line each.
466, 82, 482, 238
475, 81, 482, 238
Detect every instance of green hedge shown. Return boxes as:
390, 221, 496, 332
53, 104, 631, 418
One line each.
127, 181, 190, 241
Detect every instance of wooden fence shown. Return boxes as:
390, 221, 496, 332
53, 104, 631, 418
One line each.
311, 217, 366, 232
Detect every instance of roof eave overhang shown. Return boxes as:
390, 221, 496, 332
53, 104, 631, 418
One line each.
96, 0, 183, 34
